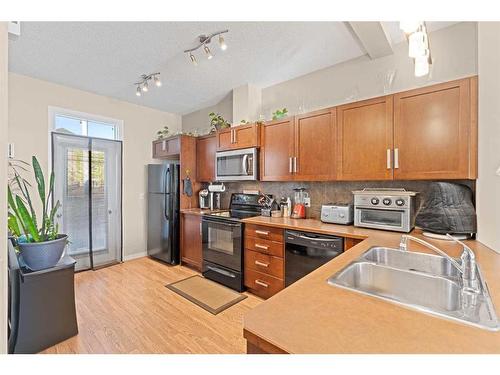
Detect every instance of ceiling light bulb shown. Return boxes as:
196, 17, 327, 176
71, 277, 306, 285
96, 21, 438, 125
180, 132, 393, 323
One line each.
414, 54, 430, 77
189, 52, 198, 66
204, 45, 213, 60
408, 30, 428, 58
400, 21, 422, 34
136, 86, 142, 96
154, 75, 162, 87
219, 35, 227, 51
142, 81, 149, 92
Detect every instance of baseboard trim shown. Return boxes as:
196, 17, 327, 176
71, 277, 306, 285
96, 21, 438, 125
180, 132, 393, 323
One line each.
123, 251, 148, 261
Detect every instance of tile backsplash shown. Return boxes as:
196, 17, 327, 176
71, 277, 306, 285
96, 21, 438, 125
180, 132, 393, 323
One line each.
214, 180, 475, 219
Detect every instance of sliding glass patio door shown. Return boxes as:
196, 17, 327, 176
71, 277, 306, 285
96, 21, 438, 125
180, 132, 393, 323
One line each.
52, 133, 122, 271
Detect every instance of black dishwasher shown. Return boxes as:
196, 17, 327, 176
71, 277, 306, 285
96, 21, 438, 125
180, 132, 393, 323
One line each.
285, 230, 344, 287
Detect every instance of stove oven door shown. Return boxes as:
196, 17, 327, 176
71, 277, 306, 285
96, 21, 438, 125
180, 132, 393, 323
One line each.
202, 217, 242, 272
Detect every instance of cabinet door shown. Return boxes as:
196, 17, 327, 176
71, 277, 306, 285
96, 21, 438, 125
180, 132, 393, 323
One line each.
294, 109, 336, 181
152, 137, 180, 159
260, 118, 295, 181
337, 96, 394, 180
196, 135, 216, 182
216, 128, 233, 151
180, 213, 202, 271
394, 78, 475, 180
233, 124, 260, 149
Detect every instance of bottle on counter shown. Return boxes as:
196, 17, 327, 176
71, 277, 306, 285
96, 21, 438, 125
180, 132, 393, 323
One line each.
285, 196, 292, 217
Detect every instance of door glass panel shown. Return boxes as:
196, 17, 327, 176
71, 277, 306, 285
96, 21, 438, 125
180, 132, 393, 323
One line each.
88, 121, 116, 140
360, 208, 403, 227
208, 226, 234, 255
217, 154, 246, 176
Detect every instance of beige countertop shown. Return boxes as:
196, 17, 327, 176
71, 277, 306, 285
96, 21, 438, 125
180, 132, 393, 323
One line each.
180, 208, 223, 216
241, 216, 500, 353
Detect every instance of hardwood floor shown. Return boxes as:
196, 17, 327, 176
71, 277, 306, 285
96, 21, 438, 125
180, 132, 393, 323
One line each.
41, 257, 262, 354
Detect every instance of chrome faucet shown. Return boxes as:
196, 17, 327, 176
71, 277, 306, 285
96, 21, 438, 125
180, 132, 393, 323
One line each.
399, 234, 478, 291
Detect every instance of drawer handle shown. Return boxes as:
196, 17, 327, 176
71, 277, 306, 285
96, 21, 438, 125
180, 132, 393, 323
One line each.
255, 279, 269, 288
255, 230, 270, 236
254, 260, 269, 268
255, 244, 269, 250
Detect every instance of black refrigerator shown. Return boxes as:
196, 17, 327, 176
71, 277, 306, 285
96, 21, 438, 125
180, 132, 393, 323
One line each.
147, 163, 180, 264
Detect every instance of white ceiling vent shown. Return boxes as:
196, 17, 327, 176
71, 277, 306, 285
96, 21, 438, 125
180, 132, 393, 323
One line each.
8, 22, 21, 38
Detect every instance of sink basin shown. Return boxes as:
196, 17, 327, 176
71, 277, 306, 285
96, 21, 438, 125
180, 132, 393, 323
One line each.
328, 246, 499, 331
362, 247, 459, 278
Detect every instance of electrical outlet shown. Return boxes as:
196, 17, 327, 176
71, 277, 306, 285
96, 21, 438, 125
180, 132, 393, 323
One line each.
304, 197, 311, 207
8, 143, 14, 158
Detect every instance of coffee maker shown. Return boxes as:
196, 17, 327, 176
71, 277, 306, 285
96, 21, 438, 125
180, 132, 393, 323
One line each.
199, 189, 210, 209
208, 183, 226, 210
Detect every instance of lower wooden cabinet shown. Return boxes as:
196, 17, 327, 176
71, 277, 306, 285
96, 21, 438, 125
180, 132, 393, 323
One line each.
180, 213, 202, 271
244, 224, 285, 299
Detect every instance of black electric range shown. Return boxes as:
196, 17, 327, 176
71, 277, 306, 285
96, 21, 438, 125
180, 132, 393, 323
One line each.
201, 193, 269, 291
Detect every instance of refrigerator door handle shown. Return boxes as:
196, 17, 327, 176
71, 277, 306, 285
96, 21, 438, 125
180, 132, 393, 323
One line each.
164, 167, 171, 220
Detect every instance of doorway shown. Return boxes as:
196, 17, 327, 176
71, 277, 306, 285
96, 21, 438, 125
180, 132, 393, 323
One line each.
52, 133, 122, 271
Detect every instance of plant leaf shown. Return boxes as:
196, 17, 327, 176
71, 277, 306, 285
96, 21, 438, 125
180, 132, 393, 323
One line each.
8, 212, 22, 237
15, 195, 40, 242
8, 186, 28, 236
32, 156, 47, 236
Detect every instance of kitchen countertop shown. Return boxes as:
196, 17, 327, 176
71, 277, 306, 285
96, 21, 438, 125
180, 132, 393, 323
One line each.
180, 208, 223, 216
241, 216, 500, 353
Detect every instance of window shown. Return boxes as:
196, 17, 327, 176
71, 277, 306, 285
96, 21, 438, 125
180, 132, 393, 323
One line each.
49, 106, 122, 141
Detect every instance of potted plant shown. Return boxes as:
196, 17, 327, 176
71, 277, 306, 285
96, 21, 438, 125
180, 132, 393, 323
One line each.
272, 108, 288, 120
8, 156, 67, 271
209, 112, 230, 131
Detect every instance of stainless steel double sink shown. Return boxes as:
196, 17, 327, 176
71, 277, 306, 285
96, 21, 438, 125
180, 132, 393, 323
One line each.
328, 246, 499, 331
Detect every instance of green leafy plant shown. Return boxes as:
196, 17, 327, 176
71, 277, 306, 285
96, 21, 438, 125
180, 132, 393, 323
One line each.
156, 125, 169, 139
272, 108, 288, 120
209, 112, 230, 131
8, 156, 61, 243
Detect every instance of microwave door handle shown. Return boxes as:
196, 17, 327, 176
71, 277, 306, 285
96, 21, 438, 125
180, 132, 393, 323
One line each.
242, 154, 249, 175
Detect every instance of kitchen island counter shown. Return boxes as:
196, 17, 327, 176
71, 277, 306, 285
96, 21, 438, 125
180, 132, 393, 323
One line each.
241, 217, 500, 353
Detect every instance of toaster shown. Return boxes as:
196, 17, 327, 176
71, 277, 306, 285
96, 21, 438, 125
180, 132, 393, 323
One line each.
321, 203, 354, 225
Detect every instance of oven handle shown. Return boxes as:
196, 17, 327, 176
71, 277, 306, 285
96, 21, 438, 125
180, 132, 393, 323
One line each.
206, 265, 237, 278
202, 218, 241, 227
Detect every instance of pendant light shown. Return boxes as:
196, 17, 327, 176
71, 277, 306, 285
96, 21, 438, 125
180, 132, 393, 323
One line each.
134, 73, 161, 97
183, 29, 228, 65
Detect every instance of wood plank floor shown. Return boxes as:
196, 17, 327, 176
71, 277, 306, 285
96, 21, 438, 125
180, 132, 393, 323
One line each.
42, 257, 262, 354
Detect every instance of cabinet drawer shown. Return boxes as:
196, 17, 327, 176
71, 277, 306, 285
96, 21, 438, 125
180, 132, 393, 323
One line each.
244, 250, 284, 279
245, 224, 283, 242
244, 269, 284, 299
245, 237, 284, 257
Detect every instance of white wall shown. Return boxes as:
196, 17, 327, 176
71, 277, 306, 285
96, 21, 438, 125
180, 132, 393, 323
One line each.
0, 22, 8, 355
477, 22, 500, 253
182, 92, 233, 133
262, 22, 477, 118
8, 73, 182, 260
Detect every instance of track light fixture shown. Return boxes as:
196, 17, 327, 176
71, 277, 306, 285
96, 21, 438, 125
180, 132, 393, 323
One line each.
184, 29, 229, 65
400, 22, 432, 77
134, 72, 161, 97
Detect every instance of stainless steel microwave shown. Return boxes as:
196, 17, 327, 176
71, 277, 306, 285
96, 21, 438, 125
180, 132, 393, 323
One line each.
215, 147, 258, 181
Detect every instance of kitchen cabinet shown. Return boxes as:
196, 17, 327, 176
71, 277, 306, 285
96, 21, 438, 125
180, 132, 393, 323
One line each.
152, 136, 181, 159
294, 109, 337, 180
393, 77, 477, 180
337, 95, 394, 181
244, 224, 284, 299
196, 134, 216, 182
180, 213, 202, 271
260, 109, 336, 181
259, 117, 295, 181
216, 123, 260, 151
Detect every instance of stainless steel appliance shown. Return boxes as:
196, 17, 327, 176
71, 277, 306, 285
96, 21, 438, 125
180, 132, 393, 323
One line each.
202, 193, 266, 291
215, 147, 258, 181
199, 189, 209, 209
321, 203, 354, 224
208, 182, 225, 210
353, 188, 418, 233
147, 163, 180, 264
285, 230, 344, 287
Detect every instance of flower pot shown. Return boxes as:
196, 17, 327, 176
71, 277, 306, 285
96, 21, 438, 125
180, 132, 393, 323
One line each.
18, 234, 68, 271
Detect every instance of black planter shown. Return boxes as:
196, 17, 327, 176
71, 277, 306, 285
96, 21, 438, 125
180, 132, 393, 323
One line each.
18, 235, 68, 271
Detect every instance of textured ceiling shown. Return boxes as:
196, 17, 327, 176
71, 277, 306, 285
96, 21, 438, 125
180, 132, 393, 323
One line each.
8, 22, 458, 115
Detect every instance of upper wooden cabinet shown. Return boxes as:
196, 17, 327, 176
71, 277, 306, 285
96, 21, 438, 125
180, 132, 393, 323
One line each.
196, 134, 216, 182
393, 77, 477, 180
260, 110, 337, 181
216, 123, 260, 151
152, 137, 181, 159
260, 118, 295, 181
294, 109, 337, 181
337, 96, 394, 180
